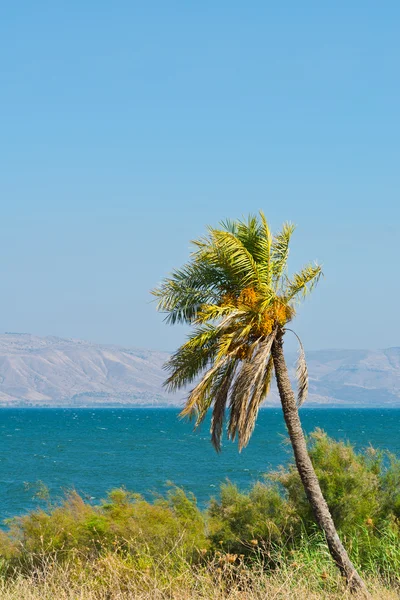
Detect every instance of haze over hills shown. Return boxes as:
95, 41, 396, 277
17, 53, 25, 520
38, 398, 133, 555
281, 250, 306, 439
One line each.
0, 333, 178, 407
0, 333, 399, 407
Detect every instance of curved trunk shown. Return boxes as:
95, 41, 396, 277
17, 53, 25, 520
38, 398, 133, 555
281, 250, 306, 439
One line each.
271, 333, 370, 597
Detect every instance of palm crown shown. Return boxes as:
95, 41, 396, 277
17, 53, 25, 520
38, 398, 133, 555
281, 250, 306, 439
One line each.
153, 212, 322, 451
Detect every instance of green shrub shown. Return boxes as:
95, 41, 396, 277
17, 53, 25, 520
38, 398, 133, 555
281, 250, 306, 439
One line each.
207, 429, 400, 578
1, 486, 207, 575
208, 481, 298, 558
271, 429, 400, 534
0, 430, 399, 584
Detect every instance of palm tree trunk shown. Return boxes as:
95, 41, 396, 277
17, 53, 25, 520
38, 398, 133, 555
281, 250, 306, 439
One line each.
271, 332, 370, 597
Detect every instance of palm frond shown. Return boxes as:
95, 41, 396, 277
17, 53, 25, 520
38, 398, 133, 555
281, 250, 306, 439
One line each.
152, 260, 225, 324
284, 263, 322, 302
238, 360, 271, 451
194, 303, 242, 325
228, 333, 276, 446
257, 284, 275, 312
210, 229, 263, 289
259, 354, 274, 402
254, 211, 272, 284
235, 215, 261, 256
218, 218, 238, 235
179, 335, 247, 421
237, 336, 276, 450
210, 360, 238, 451
270, 222, 296, 284
163, 325, 221, 391
296, 340, 308, 408
285, 329, 309, 407
180, 355, 231, 420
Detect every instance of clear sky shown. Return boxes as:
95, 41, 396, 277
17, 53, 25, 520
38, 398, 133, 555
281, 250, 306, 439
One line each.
1, 2, 399, 352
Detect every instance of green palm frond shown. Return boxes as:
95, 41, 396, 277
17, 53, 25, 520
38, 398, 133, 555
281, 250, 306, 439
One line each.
284, 263, 322, 302
271, 222, 296, 284
152, 260, 224, 324
235, 214, 262, 255
218, 218, 238, 235
257, 285, 276, 312
254, 211, 272, 284
164, 325, 221, 391
214, 331, 237, 362
194, 303, 242, 325
210, 229, 263, 289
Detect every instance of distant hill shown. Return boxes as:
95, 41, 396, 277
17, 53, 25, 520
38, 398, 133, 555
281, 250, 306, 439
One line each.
0, 333, 399, 407
295, 348, 400, 407
0, 333, 178, 406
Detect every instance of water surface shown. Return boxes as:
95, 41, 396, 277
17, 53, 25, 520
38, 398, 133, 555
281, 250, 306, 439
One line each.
0, 408, 399, 520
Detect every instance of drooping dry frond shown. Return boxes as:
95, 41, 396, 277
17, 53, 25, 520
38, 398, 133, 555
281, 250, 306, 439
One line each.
180, 355, 231, 420
285, 328, 309, 408
210, 360, 238, 451
239, 348, 275, 450
296, 340, 309, 408
259, 354, 274, 401
228, 333, 276, 448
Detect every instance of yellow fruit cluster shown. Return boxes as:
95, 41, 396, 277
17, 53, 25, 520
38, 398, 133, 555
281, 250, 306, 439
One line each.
237, 287, 258, 308
258, 314, 275, 335
274, 303, 288, 325
219, 288, 294, 343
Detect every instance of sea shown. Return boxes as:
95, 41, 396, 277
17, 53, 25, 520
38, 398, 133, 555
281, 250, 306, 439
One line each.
0, 408, 399, 522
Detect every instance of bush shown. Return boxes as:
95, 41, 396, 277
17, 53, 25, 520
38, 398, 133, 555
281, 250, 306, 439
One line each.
207, 429, 400, 578
0, 430, 399, 585
208, 481, 298, 558
271, 429, 400, 535
2, 486, 207, 575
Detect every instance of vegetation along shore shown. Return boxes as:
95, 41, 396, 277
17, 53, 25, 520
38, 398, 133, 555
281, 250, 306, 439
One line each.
0, 432, 399, 598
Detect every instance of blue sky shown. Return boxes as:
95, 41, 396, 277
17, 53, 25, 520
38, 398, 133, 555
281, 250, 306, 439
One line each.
1, 2, 399, 352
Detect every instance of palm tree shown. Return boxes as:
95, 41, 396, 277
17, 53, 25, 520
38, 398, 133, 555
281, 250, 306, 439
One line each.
153, 213, 370, 596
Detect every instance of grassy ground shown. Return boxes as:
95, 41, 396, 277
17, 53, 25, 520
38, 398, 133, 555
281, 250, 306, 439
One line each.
0, 562, 398, 599
0, 545, 398, 599
0, 432, 399, 598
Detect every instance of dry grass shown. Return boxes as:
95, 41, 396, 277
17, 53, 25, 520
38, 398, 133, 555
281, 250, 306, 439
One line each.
0, 557, 398, 600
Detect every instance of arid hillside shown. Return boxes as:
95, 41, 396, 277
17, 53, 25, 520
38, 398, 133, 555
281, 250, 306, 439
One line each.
0, 333, 399, 407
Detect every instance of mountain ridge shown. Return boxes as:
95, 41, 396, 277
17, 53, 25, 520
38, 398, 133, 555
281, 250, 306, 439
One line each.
0, 333, 399, 407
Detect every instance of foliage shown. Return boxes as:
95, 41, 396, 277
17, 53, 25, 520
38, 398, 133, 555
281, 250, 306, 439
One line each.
0, 432, 399, 589
208, 481, 298, 558
272, 429, 400, 536
3, 486, 207, 575
152, 213, 322, 450
208, 432, 400, 581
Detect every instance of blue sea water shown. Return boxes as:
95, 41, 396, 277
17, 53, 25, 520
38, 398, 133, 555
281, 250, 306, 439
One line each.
0, 408, 399, 521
